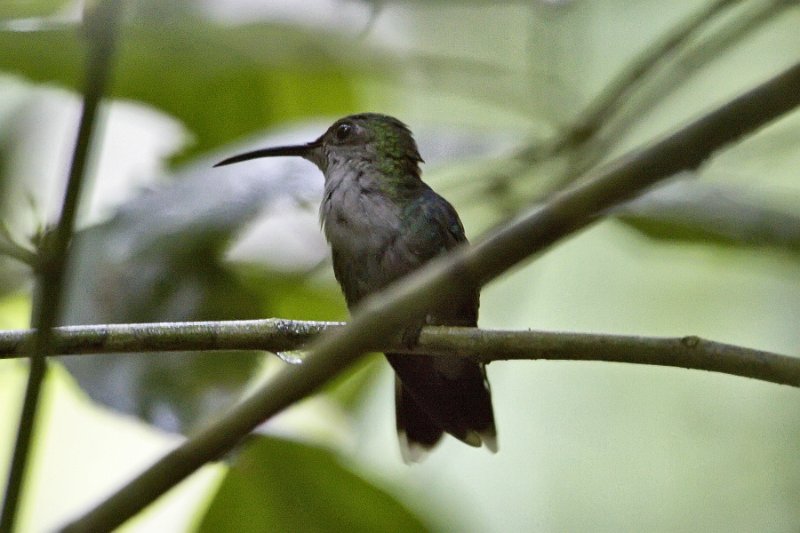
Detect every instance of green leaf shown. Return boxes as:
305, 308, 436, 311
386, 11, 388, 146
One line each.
198, 436, 430, 533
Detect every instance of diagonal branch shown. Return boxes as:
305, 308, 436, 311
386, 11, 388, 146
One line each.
62, 61, 800, 532
0, 320, 797, 386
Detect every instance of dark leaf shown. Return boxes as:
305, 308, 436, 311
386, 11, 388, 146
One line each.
615, 177, 800, 252
58, 127, 329, 433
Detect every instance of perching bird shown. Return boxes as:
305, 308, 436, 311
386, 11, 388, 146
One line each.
216, 113, 496, 461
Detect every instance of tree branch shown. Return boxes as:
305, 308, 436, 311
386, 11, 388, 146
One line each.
0, 319, 335, 357
62, 61, 800, 532
0, 2, 124, 531
0, 320, 797, 387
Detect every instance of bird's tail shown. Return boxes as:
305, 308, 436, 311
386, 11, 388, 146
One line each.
387, 353, 497, 463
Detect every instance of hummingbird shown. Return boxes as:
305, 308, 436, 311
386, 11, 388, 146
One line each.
216, 113, 497, 461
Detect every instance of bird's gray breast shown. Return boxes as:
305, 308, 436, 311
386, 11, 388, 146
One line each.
320, 168, 405, 304
321, 171, 401, 251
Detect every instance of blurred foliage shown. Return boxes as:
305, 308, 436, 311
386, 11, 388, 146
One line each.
198, 436, 430, 533
55, 135, 347, 432
0, 0, 69, 19
0, 0, 799, 532
0, 13, 509, 161
0, 22, 357, 159
616, 176, 800, 252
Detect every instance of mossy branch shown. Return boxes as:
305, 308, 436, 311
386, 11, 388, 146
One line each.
0, 320, 797, 387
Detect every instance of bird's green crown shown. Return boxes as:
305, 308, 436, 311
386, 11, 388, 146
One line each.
320, 113, 423, 180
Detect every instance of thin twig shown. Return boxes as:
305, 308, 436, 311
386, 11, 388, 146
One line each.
548, 0, 742, 154
509, 0, 793, 200
0, 223, 37, 267
584, 0, 798, 167
0, 2, 124, 531
62, 61, 800, 533
0, 320, 797, 386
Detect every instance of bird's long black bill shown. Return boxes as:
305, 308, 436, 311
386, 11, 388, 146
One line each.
214, 142, 316, 167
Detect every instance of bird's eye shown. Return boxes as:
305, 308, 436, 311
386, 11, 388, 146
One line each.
334, 123, 353, 141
